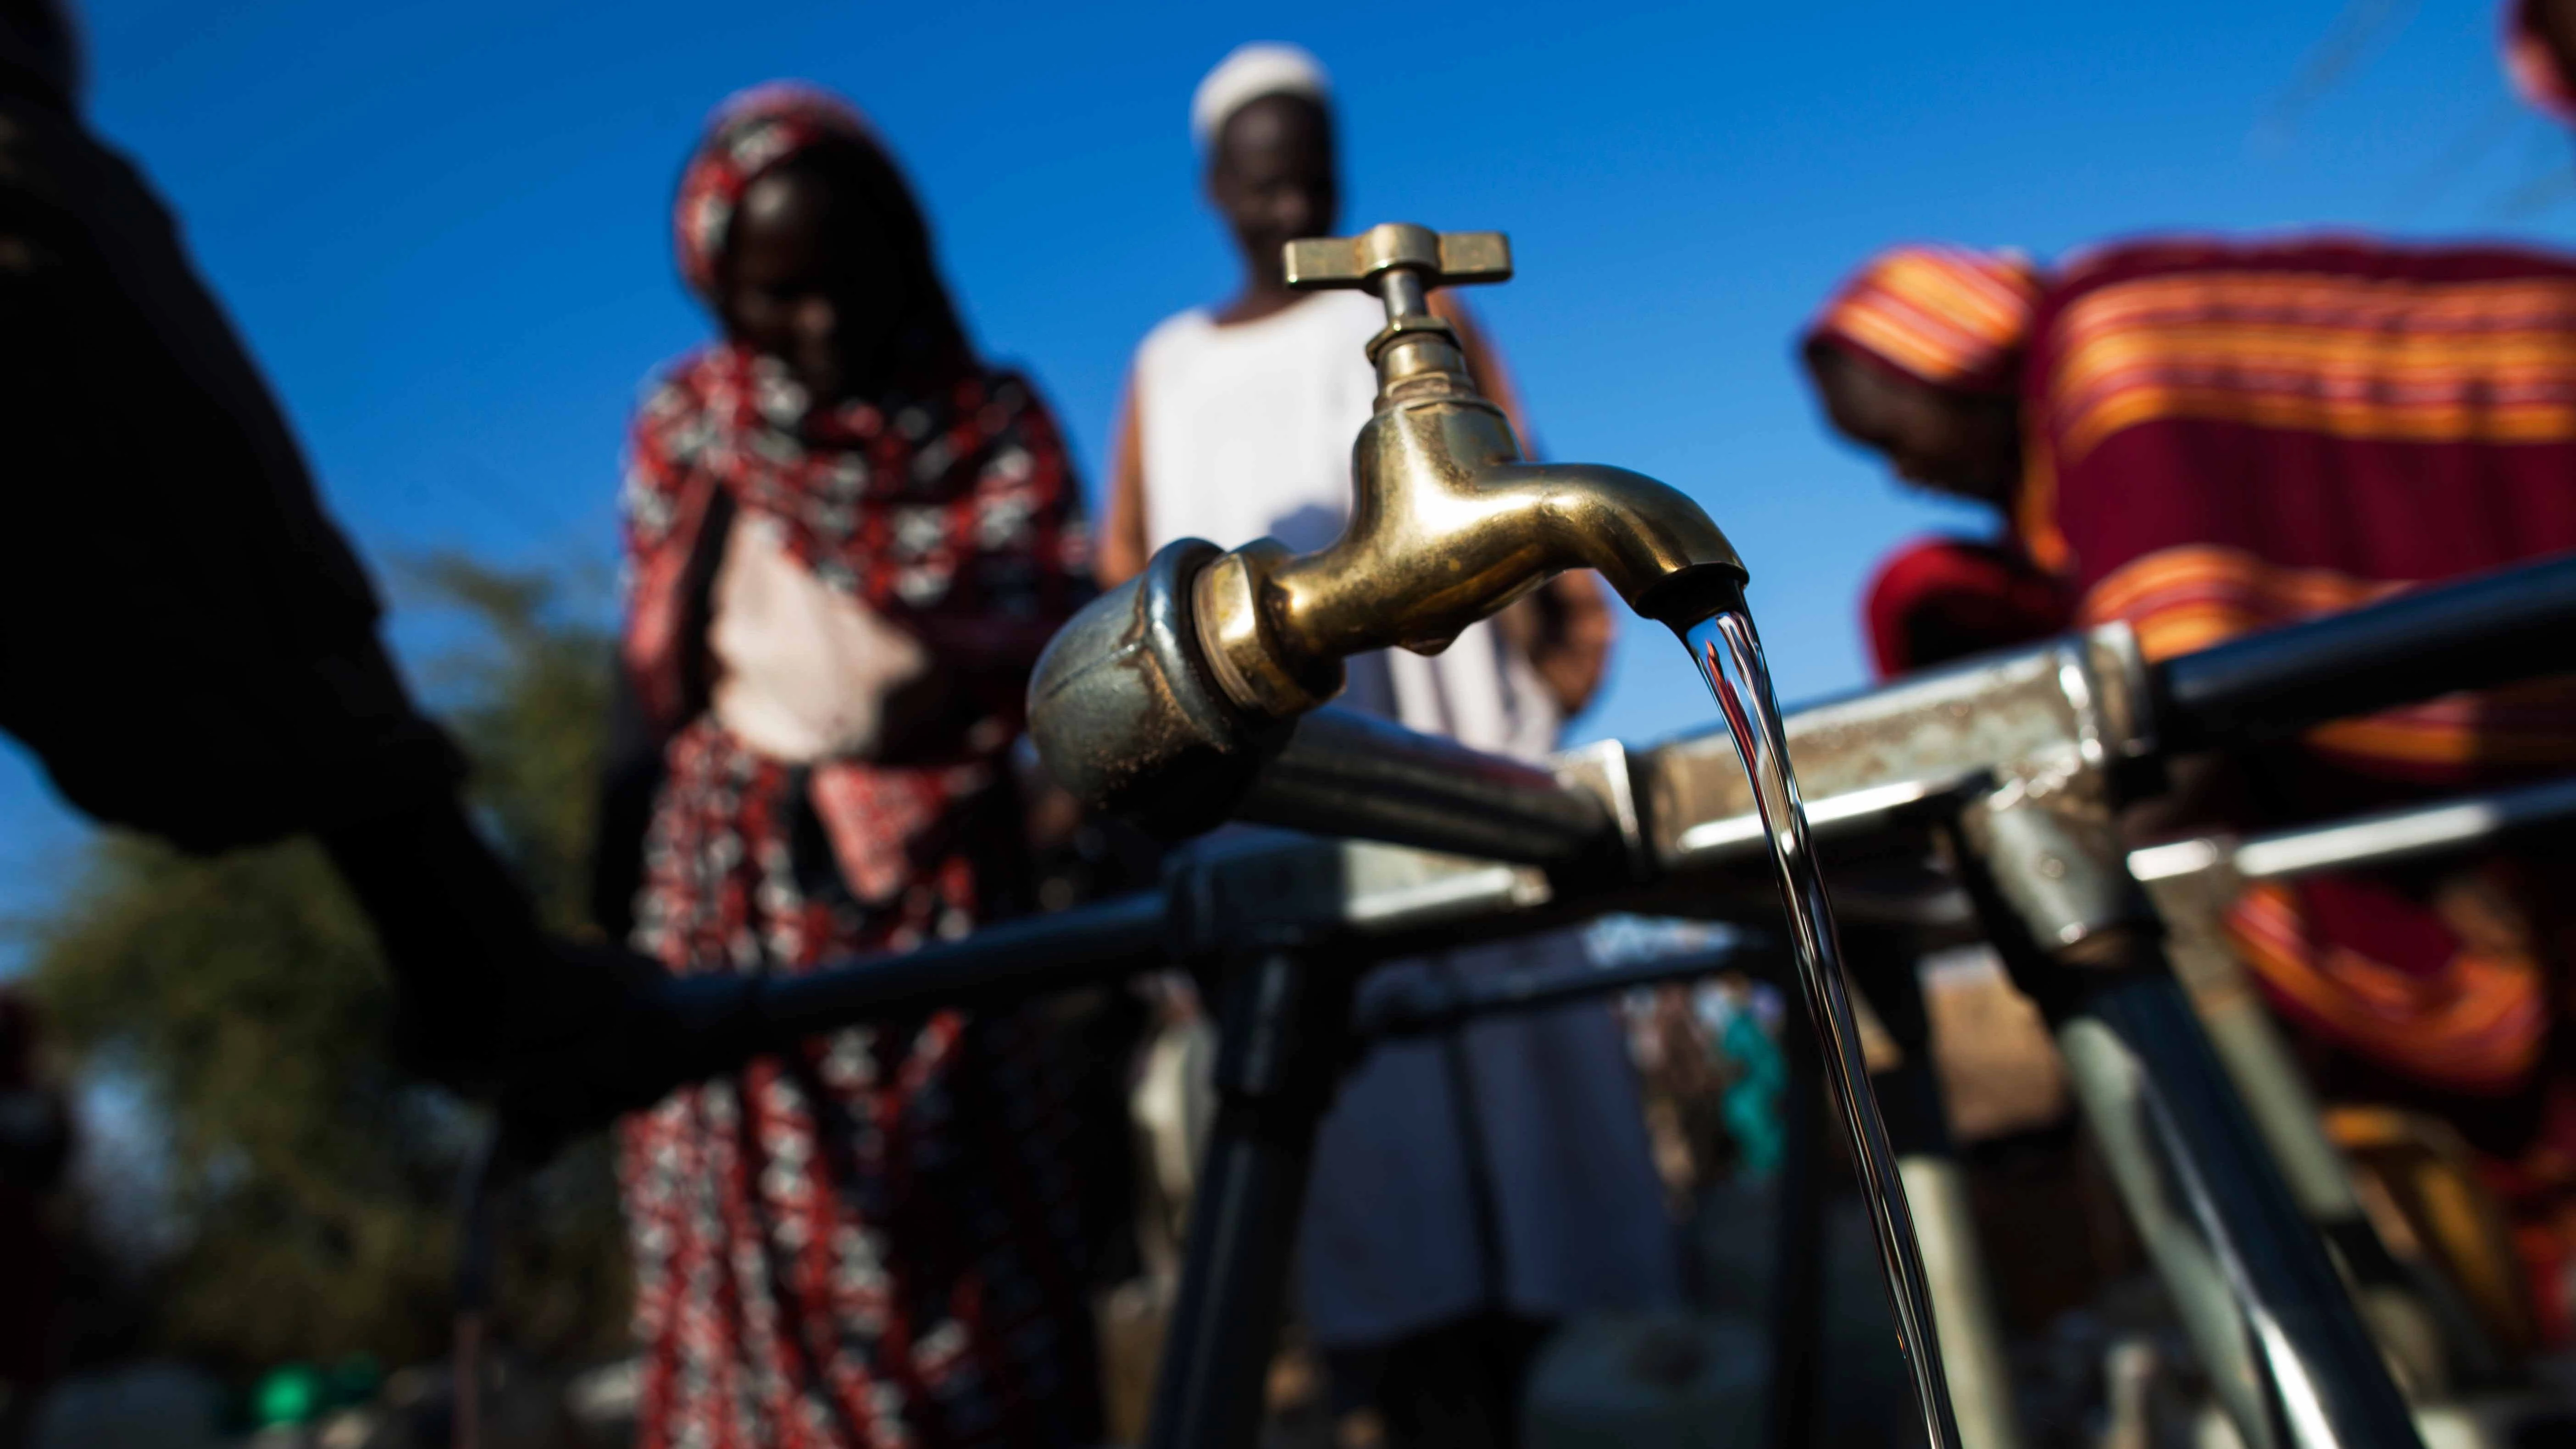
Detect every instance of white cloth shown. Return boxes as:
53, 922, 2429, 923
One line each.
1190, 41, 1331, 149
707, 512, 930, 764
1132, 293, 1561, 761
1129, 296, 1679, 1346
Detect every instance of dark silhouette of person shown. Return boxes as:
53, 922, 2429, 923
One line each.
0, 0, 720, 1142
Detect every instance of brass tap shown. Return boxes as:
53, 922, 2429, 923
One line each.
1191, 222, 1750, 723
1028, 222, 1749, 833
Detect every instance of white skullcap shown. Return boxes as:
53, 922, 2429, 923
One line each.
1190, 42, 1331, 150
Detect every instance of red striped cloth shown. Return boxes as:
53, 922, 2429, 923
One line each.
1804, 244, 2043, 396
1860, 536, 2069, 679
1808, 246, 2071, 677
2021, 236, 2576, 1102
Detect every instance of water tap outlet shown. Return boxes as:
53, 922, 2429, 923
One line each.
1026, 222, 1749, 834
1026, 537, 1288, 836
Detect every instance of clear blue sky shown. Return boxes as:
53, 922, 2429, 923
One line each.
2, 0, 2570, 955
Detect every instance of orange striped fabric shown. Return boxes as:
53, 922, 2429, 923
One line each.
2226, 879, 2546, 1095
2508, 0, 2576, 123
2019, 258, 2576, 578
1804, 245, 2043, 395
2078, 542, 2393, 659
2025, 238, 2576, 1249
2046, 270, 2576, 470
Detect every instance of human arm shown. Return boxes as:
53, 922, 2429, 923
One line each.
0, 122, 713, 1141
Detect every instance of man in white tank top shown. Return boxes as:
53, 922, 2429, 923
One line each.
1098, 44, 1677, 1447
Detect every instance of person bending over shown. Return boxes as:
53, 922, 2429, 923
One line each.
1805, 231, 2576, 1341
1799, 245, 2071, 678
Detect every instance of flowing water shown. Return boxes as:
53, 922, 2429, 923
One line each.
1682, 609, 1964, 1449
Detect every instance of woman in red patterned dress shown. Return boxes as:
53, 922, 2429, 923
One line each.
605, 84, 1100, 1449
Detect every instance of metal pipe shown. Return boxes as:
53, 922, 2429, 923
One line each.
2055, 965, 2425, 1449
1766, 993, 1826, 1449
741, 891, 1169, 1050
2152, 553, 2576, 752
1352, 941, 1776, 1036
1899, 1156, 2022, 1449
2130, 773, 2576, 885
1836, 922, 2024, 1449
1236, 707, 1625, 871
2125, 779, 2576, 1391
1146, 949, 1359, 1449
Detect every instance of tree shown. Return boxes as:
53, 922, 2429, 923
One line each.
22, 555, 631, 1376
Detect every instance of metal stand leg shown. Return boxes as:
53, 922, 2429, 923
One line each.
1845, 930, 2025, 1449
2147, 871, 2507, 1390
2051, 963, 2420, 1449
1146, 949, 1358, 1449
1949, 798, 2421, 1449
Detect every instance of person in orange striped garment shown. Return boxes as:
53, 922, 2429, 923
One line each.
1805, 234, 2576, 1339
1801, 246, 2073, 678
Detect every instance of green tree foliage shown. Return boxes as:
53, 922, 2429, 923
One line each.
22, 555, 631, 1375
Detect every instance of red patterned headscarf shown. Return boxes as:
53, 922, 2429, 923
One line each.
2507, 0, 2576, 123
1804, 244, 2045, 396
623, 84, 1091, 735
672, 83, 871, 297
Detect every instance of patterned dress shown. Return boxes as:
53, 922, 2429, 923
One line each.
615, 85, 1100, 1449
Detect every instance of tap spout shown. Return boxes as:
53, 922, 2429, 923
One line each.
1193, 388, 1749, 722
1024, 222, 1751, 829
1281, 455, 1749, 656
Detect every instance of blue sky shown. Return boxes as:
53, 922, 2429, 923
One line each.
2, 0, 2570, 957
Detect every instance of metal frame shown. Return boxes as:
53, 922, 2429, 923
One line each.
535, 555, 2576, 1449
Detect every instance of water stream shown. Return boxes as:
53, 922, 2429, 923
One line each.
1681, 609, 1964, 1449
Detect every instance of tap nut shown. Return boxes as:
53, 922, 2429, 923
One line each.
1194, 542, 1340, 722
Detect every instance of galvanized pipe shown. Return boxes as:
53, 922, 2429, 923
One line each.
745, 890, 1170, 1047
2152, 553, 2576, 752
1236, 706, 1625, 872
2054, 966, 2425, 1449
1145, 948, 1358, 1449
2130, 773, 2576, 886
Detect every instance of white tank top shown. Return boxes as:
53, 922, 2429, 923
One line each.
1132, 294, 1562, 761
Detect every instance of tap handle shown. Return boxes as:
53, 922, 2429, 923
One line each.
1284, 223, 1510, 316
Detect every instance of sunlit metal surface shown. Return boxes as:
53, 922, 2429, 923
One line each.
1674, 774, 1981, 858
2235, 776, 2576, 879
2131, 774, 2576, 884
1643, 629, 2149, 879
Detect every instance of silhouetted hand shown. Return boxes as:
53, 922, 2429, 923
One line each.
474, 942, 767, 1160
327, 796, 771, 1160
